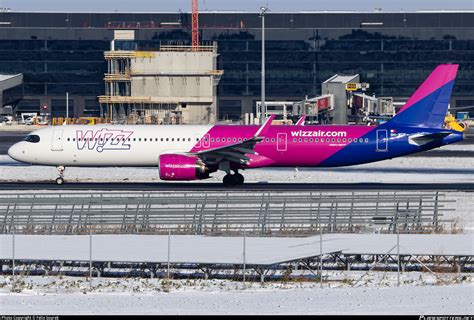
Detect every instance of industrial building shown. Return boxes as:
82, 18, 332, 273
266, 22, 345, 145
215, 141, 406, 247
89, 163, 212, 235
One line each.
100, 30, 222, 124
0, 10, 473, 122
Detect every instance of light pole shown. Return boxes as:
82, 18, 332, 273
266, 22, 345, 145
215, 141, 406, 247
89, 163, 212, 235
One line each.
66, 92, 69, 123
259, 6, 269, 124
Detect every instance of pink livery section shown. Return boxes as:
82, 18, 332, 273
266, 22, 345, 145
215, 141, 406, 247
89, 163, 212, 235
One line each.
397, 64, 458, 114
159, 154, 210, 180
190, 125, 374, 168
390, 64, 459, 128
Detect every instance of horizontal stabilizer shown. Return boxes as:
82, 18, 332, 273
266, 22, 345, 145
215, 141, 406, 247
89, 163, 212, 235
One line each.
408, 132, 452, 146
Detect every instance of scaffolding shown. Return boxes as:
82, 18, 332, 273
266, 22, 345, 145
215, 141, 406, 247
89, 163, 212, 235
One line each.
99, 42, 223, 124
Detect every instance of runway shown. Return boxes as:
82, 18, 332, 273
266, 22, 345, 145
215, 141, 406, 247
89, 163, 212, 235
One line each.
0, 181, 473, 191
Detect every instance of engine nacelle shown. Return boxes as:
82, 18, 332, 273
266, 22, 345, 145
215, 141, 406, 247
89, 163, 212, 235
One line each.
159, 154, 209, 181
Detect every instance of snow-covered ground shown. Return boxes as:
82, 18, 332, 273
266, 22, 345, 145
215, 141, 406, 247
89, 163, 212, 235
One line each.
1, 234, 472, 263
0, 275, 472, 315
442, 192, 474, 233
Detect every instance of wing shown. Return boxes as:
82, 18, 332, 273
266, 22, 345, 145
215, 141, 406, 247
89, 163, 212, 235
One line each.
195, 136, 262, 165
193, 115, 275, 166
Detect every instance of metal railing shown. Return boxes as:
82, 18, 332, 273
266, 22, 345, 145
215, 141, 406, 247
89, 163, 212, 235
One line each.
0, 191, 453, 235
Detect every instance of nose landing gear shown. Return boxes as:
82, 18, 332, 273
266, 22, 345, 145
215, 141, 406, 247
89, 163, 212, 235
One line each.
55, 166, 65, 185
223, 171, 245, 187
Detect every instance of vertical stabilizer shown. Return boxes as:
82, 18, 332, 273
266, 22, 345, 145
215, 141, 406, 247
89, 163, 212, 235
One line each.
389, 64, 458, 128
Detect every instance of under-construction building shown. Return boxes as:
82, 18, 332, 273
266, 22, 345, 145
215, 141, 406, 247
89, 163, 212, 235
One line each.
99, 30, 223, 125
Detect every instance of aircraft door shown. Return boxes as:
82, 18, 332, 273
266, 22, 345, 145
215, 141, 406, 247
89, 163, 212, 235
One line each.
202, 133, 211, 149
376, 129, 388, 152
51, 129, 64, 151
277, 133, 287, 151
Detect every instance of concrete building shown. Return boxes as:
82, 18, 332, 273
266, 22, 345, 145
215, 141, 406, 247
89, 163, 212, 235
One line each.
99, 30, 222, 124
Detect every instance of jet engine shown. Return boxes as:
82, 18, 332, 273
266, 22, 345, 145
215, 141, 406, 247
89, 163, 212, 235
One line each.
159, 154, 209, 181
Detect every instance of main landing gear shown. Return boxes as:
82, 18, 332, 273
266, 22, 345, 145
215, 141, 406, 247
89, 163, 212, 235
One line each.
55, 166, 65, 185
223, 171, 245, 187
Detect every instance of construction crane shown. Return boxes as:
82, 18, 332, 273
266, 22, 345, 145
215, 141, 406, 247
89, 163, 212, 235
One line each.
192, 0, 199, 50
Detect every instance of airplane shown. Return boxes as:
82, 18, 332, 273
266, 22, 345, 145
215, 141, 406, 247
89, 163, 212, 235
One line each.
8, 64, 464, 186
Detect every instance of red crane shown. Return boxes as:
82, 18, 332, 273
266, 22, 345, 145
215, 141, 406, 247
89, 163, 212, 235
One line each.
191, 0, 199, 50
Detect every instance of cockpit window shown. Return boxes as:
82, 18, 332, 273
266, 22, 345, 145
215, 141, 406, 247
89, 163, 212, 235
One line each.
25, 135, 40, 143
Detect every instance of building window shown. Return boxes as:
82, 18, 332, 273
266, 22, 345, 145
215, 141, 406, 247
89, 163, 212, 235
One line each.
51, 99, 74, 118
218, 100, 242, 121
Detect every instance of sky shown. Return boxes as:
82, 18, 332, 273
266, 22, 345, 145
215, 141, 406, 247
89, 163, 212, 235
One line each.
3, 0, 474, 12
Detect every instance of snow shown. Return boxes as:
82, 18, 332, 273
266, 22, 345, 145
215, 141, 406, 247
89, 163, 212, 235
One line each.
0, 234, 343, 265
442, 192, 474, 233
0, 276, 473, 315
436, 143, 474, 152
1, 234, 472, 264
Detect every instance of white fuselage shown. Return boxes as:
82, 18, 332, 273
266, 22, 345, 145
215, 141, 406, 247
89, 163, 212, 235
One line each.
8, 125, 212, 166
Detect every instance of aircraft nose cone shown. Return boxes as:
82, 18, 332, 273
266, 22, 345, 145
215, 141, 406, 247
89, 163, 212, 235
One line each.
8, 143, 25, 162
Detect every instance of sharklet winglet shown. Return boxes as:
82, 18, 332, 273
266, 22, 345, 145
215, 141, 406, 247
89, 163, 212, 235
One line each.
295, 115, 306, 126
255, 114, 275, 138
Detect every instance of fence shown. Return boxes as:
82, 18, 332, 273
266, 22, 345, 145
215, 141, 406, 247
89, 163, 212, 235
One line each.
0, 191, 453, 235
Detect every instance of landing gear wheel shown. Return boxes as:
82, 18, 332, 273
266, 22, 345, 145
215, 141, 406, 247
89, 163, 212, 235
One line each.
223, 174, 234, 187
223, 173, 245, 187
235, 173, 244, 185
55, 165, 66, 185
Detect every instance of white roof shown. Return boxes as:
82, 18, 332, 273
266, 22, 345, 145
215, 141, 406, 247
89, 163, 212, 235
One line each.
0, 73, 22, 91
323, 74, 359, 84
0, 74, 21, 82
1, 233, 471, 265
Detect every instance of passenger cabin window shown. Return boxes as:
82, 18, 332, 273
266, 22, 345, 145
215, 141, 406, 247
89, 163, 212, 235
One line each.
25, 135, 40, 143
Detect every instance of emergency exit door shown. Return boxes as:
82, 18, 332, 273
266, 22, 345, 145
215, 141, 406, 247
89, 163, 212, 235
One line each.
51, 129, 64, 151
277, 133, 287, 151
376, 129, 388, 152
